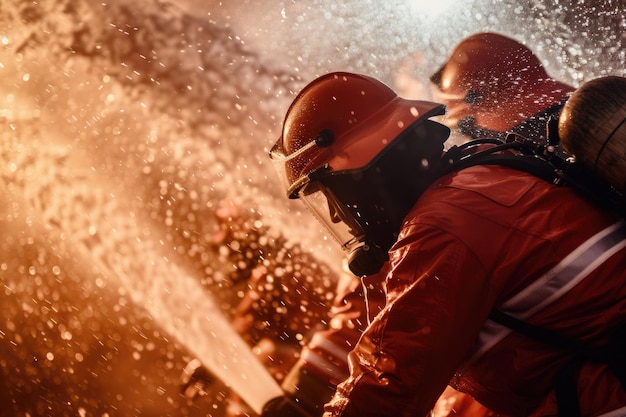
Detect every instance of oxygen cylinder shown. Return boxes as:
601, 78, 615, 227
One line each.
558, 76, 626, 194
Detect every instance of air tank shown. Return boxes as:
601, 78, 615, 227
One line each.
558, 76, 626, 194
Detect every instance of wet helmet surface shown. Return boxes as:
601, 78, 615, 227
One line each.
431, 32, 574, 134
271, 72, 449, 276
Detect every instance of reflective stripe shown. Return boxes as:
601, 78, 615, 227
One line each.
299, 333, 352, 381
309, 332, 352, 360
470, 220, 626, 363
300, 347, 349, 381
598, 406, 626, 417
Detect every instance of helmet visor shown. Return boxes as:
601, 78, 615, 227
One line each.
297, 180, 366, 253
269, 139, 319, 199
290, 119, 450, 255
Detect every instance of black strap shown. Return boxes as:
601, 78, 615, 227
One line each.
489, 309, 587, 417
488, 310, 605, 362
444, 137, 626, 219
443, 142, 561, 185
607, 327, 626, 388
490, 310, 626, 416
554, 357, 584, 417
456, 153, 559, 183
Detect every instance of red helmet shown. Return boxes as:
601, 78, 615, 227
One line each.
270, 72, 448, 276
430, 32, 574, 135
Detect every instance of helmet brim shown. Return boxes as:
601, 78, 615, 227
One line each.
322, 98, 446, 172
281, 98, 446, 199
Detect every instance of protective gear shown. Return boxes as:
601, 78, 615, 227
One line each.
430, 32, 574, 135
275, 271, 386, 417
270, 72, 449, 276
322, 164, 626, 417
271, 264, 499, 417
558, 75, 626, 194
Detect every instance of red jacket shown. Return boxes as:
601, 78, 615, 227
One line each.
280, 263, 501, 416
323, 165, 626, 417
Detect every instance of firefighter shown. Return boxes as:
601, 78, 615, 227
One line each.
258, 33, 581, 417
262, 71, 626, 417
430, 32, 574, 144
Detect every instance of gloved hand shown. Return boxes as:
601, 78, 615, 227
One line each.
261, 395, 318, 417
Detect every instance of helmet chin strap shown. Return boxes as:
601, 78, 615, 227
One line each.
347, 242, 389, 277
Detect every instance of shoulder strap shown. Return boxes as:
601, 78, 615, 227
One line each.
443, 136, 626, 218
488, 309, 605, 361
489, 309, 595, 417
445, 149, 560, 184
490, 309, 626, 417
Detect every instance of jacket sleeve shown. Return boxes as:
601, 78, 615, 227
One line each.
323, 224, 496, 417
279, 269, 387, 416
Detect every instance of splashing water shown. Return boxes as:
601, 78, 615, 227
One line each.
1, 0, 624, 415
84, 221, 285, 414
0, 118, 285, 412
0, 3, 340, 412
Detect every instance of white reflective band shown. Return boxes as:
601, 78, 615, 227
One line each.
470, 220, 626, 363
300, 347, 349, 381
309, 332, 352, 361
598, 406, 626, 417
298, 333, 353, 381
502, 220, 626, 316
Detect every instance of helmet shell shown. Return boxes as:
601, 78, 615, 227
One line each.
270, 72, 449, 276
431, 32, 574, 132
271, 72, 445, 198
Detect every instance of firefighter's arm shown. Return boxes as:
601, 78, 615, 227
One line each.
323, 228, 493, 417
261, 269, 387, 417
